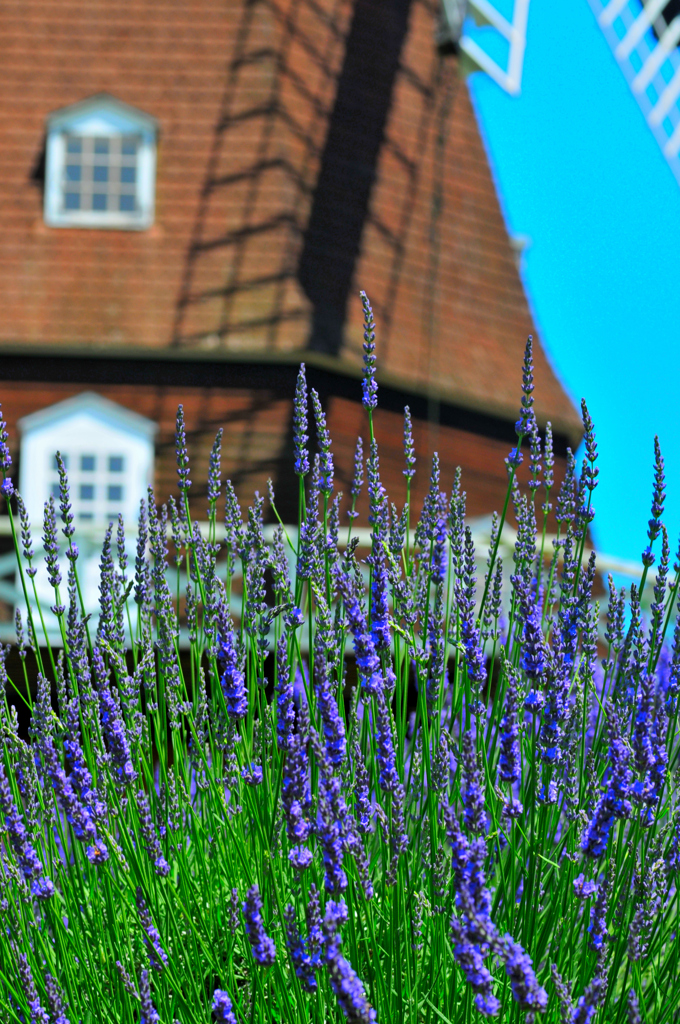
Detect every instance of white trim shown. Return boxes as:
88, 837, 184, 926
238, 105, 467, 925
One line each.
44, 94, 157, 230
18, 391, 157, 438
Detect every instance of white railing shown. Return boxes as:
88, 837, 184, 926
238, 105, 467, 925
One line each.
0, 514, 657, 645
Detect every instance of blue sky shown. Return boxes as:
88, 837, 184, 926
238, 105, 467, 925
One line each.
467, 2, 680, 569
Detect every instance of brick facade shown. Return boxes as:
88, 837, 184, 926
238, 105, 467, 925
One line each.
0, 0, 581, 518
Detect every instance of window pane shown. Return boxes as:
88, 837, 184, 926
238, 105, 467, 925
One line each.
119, 195, 135, 213
92, 193, 107, 211
66, 165, 81, 182
66, 137, 82, 154
64, 193, 80, 210
80, 484, 94, 500
121, 138, 137, 156
79, 512, 93, 521
120, 166, 136, 184
108, 455, 125, 472
107, 484, 123, 501
51, 482, 61, 498
94, 138, 109, 155
93, 165, 109, 183
81, 455, 96, 471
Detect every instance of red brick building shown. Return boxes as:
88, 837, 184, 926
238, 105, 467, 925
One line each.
0, 0, 581, 527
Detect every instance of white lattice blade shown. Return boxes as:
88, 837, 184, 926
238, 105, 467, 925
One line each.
663, 117, 680, 156
632, 17, 680, 91
460, 36, 512, 91
460, 0, 530, 95
507, 0, 530, 86
468, 0, 514, 39
616, 0, 668, 59
599, 0, 630, 26
650, 62, 680, 123
588, 0, 680, 186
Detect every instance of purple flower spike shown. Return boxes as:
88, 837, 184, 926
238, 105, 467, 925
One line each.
571, 976, 605, 1024
502, 937, 548, 1013
403, 405, 415, 480
240, 763, 263, 786
323, 899, 377, 1023
462, 732, 487, 836
54, 451, 76, 545
335, 567, 383, 697
136, 789, 170, 877
289, 845, 314, 871
243, 884, 276, 966
582, 706, 632, 859
282, 719, 312, 848
293, 364, 310, 477
587, 875, 610, 951
175, 404, 191, 492
212, 989, 238, 1024
457, 529, 487, 691
580, 398, 599, 497
314, 647, 347, 768
45, 972, 71, 1024
0, 762, 54, 899
136, 887, 169, 972
517, 577, 546, 681
628, 990, 641, 1024
284, 904, 318, 992
41, 735, 108, 864
207, 428, 223, 509
573, 873, 598, 899
275, 638, 295, 752
505, 446, 523, 473
310, 389, 334, 494
374, 690, 400, 793
317, 776, 348, 896
360, 291, 378, 411
0, 403, 11, 473
139, 968, 159, 1024
498, 668, 521, 785
515, 336, 535, 438
217, 624, 247, 720
350, 436, 364, 509
642, 435, 666, 567
17, 954, 50, 1024
43, 497, 62, 591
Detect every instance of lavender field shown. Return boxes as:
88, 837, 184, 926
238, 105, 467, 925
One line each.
0, 295, 677, 1023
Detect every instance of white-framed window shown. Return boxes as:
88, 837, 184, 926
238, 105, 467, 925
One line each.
19, 392, 157, 531
44, 94, 157, 230
47, 450, 131, 524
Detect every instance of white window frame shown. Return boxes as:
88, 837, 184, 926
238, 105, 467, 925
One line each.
47, 450, 133, 526
18, 392, 157, 533
44, 94, 157, 230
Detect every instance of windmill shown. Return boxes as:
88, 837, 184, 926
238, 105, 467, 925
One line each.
440, 0, 680, 185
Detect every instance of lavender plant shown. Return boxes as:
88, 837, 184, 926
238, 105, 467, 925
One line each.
0, 315, 678, 1024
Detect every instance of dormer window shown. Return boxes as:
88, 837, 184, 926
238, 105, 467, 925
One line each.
18, 392, 156, 531
44, 94, 157, 230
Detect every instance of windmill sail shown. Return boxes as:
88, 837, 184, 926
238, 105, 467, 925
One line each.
440, 0, 531, 95
589, 0, 680, 184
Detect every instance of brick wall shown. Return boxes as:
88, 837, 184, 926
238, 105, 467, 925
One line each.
0, 0, 581, 441
0, 377, 570, 531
